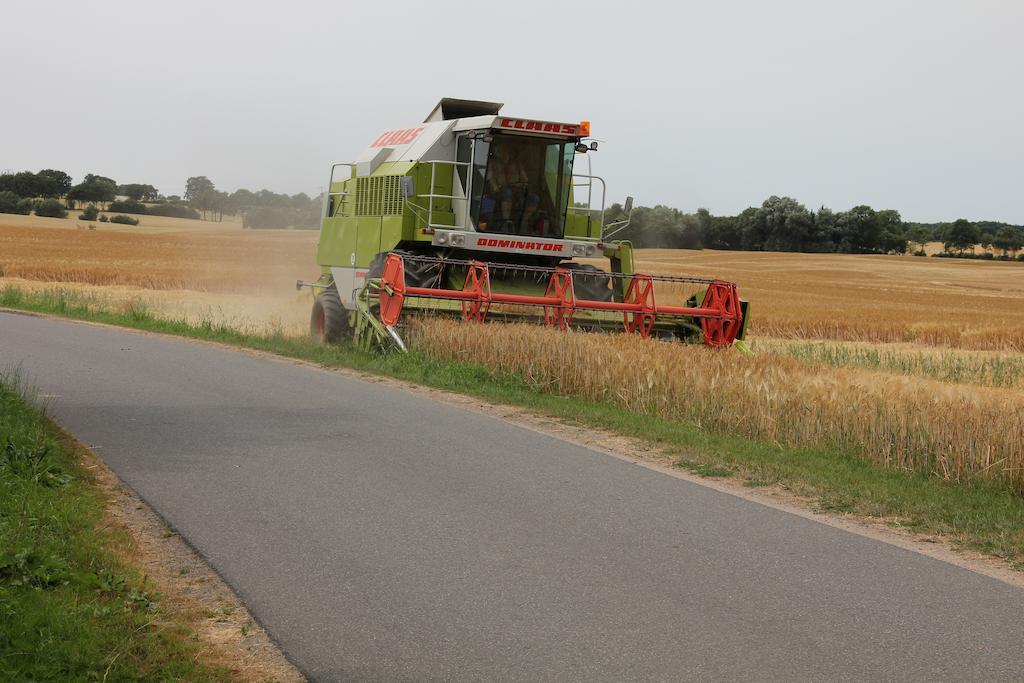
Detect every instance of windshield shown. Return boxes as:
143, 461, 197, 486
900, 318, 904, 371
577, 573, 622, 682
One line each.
465, 134, 575, 238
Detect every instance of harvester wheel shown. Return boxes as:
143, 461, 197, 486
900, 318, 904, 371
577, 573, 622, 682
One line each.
560, 263, 614, 302
310, 288, 348, 344
367, 249, 443, 288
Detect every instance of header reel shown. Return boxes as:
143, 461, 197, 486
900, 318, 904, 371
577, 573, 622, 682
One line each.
357, 253, 745, 351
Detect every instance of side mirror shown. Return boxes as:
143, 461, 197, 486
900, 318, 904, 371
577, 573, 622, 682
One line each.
624, 196, 634, 213
575, 142, 589, 154
589, 141, 598, 151
400, 176, 416, 198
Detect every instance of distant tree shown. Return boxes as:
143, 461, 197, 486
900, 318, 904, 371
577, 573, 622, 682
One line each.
108, 198, 147, 214
37, 169, 72, 196
876, 209, 907, 254
0, 190, 30, 214
109, 214, 140, 225
184, 176, 216, 204
117, 183, 159, 201
190, 187, 231, 221
0, 171, 57, 198
704, 215, 741, 249
812, 207, 839, 251
678, 213, 703, 249
905, 226, 932, 253
991, 227, 1023, 257
145, 203, 200, 219
79, 204, 100, 221
836, 205, 882, 252
84, 173, 117, 187
735, 207, 762, 250
943, 219, 980, 254
67, 178, 117, 207
758, 196, 813, 251
34, 198, 68, 218
228, 188, 258, 210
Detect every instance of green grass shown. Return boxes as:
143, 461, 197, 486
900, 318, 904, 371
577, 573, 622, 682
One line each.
0, 371, 230, 680
4, 285, 1024, 569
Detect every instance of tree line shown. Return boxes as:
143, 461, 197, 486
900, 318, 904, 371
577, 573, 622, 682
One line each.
0, 169, 322, 229
602, 196, 1024, 259
181, 176, 321, 228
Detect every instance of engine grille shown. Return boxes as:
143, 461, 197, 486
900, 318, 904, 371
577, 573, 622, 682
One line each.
355, 175, 404, 216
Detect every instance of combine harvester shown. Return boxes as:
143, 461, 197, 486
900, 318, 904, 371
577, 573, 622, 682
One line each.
298, 98, 748, 351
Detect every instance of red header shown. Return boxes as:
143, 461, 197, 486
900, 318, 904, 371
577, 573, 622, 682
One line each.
496, 118, 580, 137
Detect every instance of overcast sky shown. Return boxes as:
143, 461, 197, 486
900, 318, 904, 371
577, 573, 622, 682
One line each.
2, 0, 1021, 222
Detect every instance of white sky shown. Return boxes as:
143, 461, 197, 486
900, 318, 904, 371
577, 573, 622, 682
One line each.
2, 0, 1021, 222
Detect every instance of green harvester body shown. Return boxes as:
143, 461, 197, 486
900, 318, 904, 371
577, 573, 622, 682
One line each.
305, 98, 749, 347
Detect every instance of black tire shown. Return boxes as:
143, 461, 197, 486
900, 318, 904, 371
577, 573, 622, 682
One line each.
560, 262, 614, 302
310, 288, 349, 344
367, 249, 443, 288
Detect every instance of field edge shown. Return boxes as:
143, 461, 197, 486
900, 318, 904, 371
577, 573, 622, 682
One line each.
0, 374, 297, 680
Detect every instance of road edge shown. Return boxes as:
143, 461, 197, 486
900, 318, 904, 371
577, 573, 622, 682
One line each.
53, 420, 307, 682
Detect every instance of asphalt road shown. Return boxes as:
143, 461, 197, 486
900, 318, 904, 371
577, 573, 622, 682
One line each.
2, 311, 1023, 681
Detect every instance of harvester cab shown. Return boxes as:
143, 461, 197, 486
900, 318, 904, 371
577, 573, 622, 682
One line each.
300, 97, 748, 350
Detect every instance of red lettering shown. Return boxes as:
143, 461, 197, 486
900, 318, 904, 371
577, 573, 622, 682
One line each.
371, 127, 425, 148
397, 127, 424, 144
473, 237, 569, 252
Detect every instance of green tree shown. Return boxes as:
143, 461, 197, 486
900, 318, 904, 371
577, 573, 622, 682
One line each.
34, 198, 68, 218
943, 219, 980, 254
837, 205, 882, 252
809, 207, 837, 251
37, 169, 72, 196
905, 226, 932, 253
704, 215, 742, 249
228, 188, 258, 211
678, 213, 703, 249
0, 171, 57, 198
67, 178, 117, 207
0, 190, 30, 214
736, 207, 762, 250
184, 176, 216, 204
84, 173, 116, 186
991, 227, 1023, 257
757, 196, 813, 251
876, 209, 907, 254
117, 183, 159, 201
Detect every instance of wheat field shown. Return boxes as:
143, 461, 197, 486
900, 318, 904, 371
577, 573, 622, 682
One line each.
412, 320, 1024, 493
3, 215, 1023, 491
4, 218, 1023, 350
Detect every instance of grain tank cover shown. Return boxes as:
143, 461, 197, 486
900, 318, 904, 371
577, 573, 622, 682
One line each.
424, 98, 503, 122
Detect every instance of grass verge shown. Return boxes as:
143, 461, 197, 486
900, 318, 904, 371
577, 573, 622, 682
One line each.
3, 285, 1024, 570
0, 372, 231, 680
